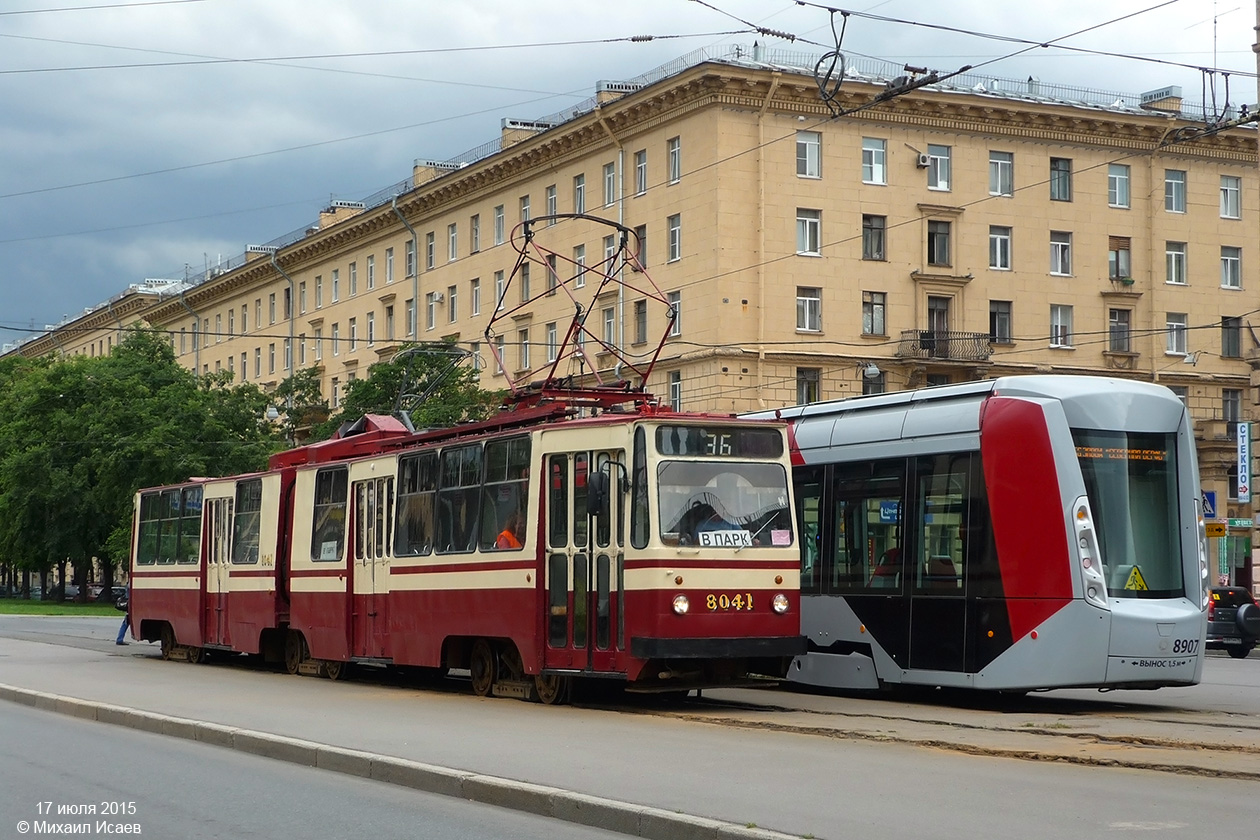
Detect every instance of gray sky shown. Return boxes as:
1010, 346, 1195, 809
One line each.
1, 0, 1253, 347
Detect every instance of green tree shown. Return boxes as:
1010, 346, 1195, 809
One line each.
0, 329, 283, 594
310, 342, 500, 440
272, 366, 330, 444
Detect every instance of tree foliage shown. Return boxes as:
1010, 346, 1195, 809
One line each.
309, 342, 501, 441
0, 329, 282, 587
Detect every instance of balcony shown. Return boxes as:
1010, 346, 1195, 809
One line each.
895, 330, 993, 362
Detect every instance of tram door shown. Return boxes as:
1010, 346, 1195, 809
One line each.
201, 496, 232, 647
907, 453, 968, 673
350, 477, 393, 659
543, 451, 623, 673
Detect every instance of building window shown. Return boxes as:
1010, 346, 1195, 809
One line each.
1165, 170, 1186, 213
633, 149, 647, 195
1222, 246, 1242, 289
1108, 164, 1130, 208
368, 254, 377, 290
602, 307, 615, 345
519, 194, 530, 223
861, 138, 886, 184
862, 291, 886, 336
254, 347, 261, 377
1168, 385, 1188, 406
448, 285, 458, 323
633, 300, 648, 344
1050, 305, 1073, 348
1049, 157, 1072, 201
385, 306, 394, 341
331, 378, 339, 409
424, 232, 434, 270
425, 293, 436, 331
1224, 389, 1243, 424
1108, 236, 1131, 280
603, 162, 616, 207
927, 144, 950, 190
545, 255, 558, 295
268, 294, 276, 324
796, 131, 821, 178
348, 318, 357, 352
494, 270, 505, 311
797, 209, 821, 255
1166, 313, 1188, 355
546, 322, 558, 362
573, 245, 586, 288
519, 262, 530, 301
215, 314, 221, 343
331, 324, 340, 356
470, 278, 481, 316
518, 328, 530, 369
927, 220, 950, 266
1050, 231, 1072, 276
1109, 308, 1131, 352
797, 287, 821, 332
633, 225, 647, 267
405, 298, 415, 336
228, 309, 235, 336
1221, 176, 1242, 218
313, 328, 322, 361
668, 290, 681, 337
990, 300, 1012, 343
573, 174, 585, 214
493, 205, 505, 245
366, 313, 375, 347
667, 136, 681, 184
406, 240, 416, 277
1222, 316, 1242, 358
863, 371, 886, 395
385, 248, 394, 284
470, 215, 480, 253
1166, 242, 1187, 285
348, 262, 357, 297
989, 151, 1013, 196
667, 214, 681, 262
669, 371, 682, 411
989, 225, 1012, 270
329, 270, 339, 303
796, 368, 821, 404
448, 223, 458, 261
861, 214, 885, 261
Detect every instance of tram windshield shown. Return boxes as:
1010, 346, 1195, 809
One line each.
1073, 430, 1183, 598
657, 461, 793, 550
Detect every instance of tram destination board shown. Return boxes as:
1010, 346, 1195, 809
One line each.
656, 426, 783, 458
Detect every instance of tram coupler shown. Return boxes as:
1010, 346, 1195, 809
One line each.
297, 660, 323, 676
491, 679, 534, 700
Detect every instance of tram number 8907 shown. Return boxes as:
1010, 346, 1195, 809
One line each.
707, 593, 754, 611
1172, 638, 1199, 654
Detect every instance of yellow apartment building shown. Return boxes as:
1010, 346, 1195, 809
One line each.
7, 47, 1258, 585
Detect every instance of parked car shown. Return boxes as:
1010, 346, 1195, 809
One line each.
1206, 587, 1260, 658
61, 584, 80, 601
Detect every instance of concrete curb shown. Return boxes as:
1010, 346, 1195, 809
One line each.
0, 683, 799, 840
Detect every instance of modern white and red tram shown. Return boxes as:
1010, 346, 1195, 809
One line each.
747, 375, 1208, 692
126, 398, 804, 702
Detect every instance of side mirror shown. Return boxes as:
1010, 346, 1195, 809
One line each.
587, 471, 610, 518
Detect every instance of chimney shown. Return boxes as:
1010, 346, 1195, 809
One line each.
500, 118, 556, 150
412, 160, 464, 187
595, 80, 642, 105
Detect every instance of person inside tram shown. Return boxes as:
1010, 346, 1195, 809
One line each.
495, 511, 525, 550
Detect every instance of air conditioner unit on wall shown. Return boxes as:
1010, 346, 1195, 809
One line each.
916, 153, 931, 168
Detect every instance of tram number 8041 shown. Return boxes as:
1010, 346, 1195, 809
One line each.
1172, 638, 1199, 654
707, 593, 754, 611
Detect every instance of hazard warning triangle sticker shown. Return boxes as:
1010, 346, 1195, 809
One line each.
1123, 566, 1148, 591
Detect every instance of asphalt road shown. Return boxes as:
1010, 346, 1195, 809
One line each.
1, 701, 625, 840
1, 615, 1258, 839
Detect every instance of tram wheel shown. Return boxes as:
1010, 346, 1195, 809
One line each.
323, 660, 347, 681
283, 630, 307, 675
159, 625, 175, 661
534, 673, 571, 706
469, 639, 496, 697
186, 646, 203, 665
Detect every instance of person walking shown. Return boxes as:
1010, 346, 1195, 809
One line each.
115, 584, 130, 645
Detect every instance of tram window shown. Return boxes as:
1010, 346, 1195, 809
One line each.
548, 552, 568, 647
354, 477, 393, 561
311, 468, 349, 562
136, 492, 161, 565
574, 453, 590, 548
913, 454, 967, 593
831, 460, 905, 594
631, 429, 650, 549
158, 489, 180, 564
395, 452, 437, 557
595, 453, 611, 548
794, 467, 824, 595
548, 455, 568, 546
596, 553, 611, 650
961, 456, 1000, 598
437, 444, 482, 553
232, 479, 262, 565
480, 437, 530, 551
176, 487, 203, 564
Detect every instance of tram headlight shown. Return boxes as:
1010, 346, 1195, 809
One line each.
672, 595, 690, 615
772, 593, 790, 614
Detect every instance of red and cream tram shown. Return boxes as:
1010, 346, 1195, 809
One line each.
125, 215, 802, 702
748, 375, 1208, 692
